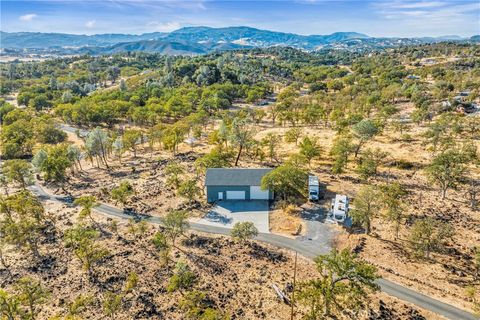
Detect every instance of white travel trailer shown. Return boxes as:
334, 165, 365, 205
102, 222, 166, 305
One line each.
308, 175, 320, 201
330, 194, 349, 223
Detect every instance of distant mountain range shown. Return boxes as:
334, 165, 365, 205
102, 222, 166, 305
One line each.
0, 26, 478, 56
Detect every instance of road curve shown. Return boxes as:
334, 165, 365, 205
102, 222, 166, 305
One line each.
28, 183, 478, 320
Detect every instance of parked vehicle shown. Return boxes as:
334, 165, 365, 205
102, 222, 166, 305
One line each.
330, 194, 349, 222
308, 175, 320, 201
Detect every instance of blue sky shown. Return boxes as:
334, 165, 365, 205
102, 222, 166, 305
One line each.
1, 0, 479, 37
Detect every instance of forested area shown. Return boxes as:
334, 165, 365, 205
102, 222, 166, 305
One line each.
1, 43, 479, 319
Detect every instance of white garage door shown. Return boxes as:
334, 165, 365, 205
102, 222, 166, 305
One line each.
250, 186, 269, 200
226, 191, 246, 200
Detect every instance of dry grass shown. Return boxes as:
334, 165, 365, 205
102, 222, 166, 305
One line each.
45, 98, 480, 314
0, 198, 439, 319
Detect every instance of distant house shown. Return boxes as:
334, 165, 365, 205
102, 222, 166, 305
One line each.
406, 75, 420, 80
423, 58, 437, 65
205, 168, 274, 202
454, 90, 471, 103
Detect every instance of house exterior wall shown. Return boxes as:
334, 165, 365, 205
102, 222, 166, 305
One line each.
206, 185, 273, 202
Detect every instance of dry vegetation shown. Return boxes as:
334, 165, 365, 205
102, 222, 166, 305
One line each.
43, 96, 479, 314
0, 198, 441, 319
2, 44, 480, 319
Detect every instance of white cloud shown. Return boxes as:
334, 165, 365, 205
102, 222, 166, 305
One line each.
19, 13, 37, 22
86, 20, 96, 28
105, 0, 206, 11
389, 1, 446, 9
375, 1, 479, 20
147, 21, 181, 32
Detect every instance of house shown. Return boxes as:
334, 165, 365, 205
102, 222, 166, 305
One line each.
406, 75, 421, 80
205, 168, 274, 202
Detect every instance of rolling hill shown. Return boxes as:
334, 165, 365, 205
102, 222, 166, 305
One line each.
0, 26, 476, 56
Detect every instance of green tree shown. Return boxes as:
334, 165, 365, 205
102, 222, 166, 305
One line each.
352, 120, 380, 158
34, 117, 66, 144
355, 148, 388, 181
0, 191, 46, 259
167, 261, 197, 294
1, 119, 34, 159
262, 133, 281, 162
246, 88, 263, 104
423, 112, 461, 153
15, 277, 50, 320
64, 225, 109, 276
2, 159, 33, 189
119, 79, 128, 92
32, 149, 47, 172
252, 108, 267, 124
110, 181, 134, 207
85, 127, 110, 169
231, 222, 258, 243
152, 231, 171, 266
297, 249, 379, 318
330, 134, 353, 174
67, 144, 83, 172
162, 122, 188, 155
178, 180, 201, 204
106, 66, 120, 84
163, 210, 189, 246
194, 148, 234, 173
67, 294, 94, 318
127, 219, 149, 240
299, 136, 322, 166
179, 290, 228, 320
112, 136, 124, 164
34, 144, 72, 185
286, 153, 308, 168
229, 117, 255, 166
123, 272, 139, 293
408, 217, 454, 259
425, 149, 471, 199
0, 289, 21, 320
261, 164, 307, 201
29, 95, 51, 111
379, 183, 407, 239
122, 129, 142, 158
165, 162, 185, 189
350, 185, 380, 234
102, 292, 123, 319
74, 195, 99, 224
284, 127, 302, 146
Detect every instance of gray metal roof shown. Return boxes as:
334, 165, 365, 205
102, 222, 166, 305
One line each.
205, 168, 272, 186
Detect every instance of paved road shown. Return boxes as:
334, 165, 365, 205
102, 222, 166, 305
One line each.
28, 183, 478, 320
58, 124, 89, 137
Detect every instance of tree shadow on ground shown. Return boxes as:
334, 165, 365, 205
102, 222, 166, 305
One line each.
203, 210, 233, 225
248, 242, 287, 263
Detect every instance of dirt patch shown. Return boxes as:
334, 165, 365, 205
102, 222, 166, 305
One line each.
269, 208, 306, 237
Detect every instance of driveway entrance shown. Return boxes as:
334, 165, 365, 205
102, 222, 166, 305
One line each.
194, 200, 270, 233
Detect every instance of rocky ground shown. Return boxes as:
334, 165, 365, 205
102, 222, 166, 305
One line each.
44, 99, 479, 315
0, 198, 442, 319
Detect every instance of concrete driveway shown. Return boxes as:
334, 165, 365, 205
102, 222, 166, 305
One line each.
193, 200, 270, 233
